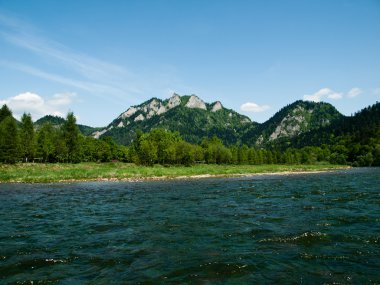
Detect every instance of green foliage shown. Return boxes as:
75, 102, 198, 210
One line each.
34, 114, 101, 136
0, 101, 378, 169
288, 102, 380, 166
131, 129, 183, 165
202, 136, 232, 164
0, 104, 12, 123
0, 105, 21, 163
62, 112, 81, 162
34, 115, 65, 126
175, 141, 195, 165
78, 124, 102, 136
242, 100, 343, 146
0, 162, 347, 183
36, 123, 57, 162
0, 116, 20, 163
20, 113, 36, 162
101, 102, 256, 146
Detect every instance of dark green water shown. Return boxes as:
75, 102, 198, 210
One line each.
0, 168, 379, 284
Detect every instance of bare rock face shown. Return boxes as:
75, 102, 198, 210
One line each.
269, 106, 309, 140
256, 135, 264, 145
93, 129, 108, 139
134, 114, 145, 122
211, 101, 223, 112
144, 99, 166, 119
185, 95, 207, 110
117, 121, 124, 128
120, 107, 138, 119
157, 105, 167, 115
269, 122, 301, 140
168, 94, 181, 109
143, 99, 158, 113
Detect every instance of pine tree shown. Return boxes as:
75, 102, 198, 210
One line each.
20, 113, 35, 162
0, 116, 20, 163
37, 123, 56, 162
0, 104, 12, 123
62, 112, 80, 163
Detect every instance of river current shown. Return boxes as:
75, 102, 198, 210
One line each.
0, 168, 379, 284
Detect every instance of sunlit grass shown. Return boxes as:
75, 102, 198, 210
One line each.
0, 162, 348, 183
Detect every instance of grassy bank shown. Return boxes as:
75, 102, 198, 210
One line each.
0, 162, 349, 183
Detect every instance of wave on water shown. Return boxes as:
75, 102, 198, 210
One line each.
0, 167, 379, 283
259, 231, 328, 244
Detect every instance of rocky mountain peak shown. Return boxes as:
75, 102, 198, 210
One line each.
242, 100, 344, 146
92, 93, 257, 144
168, 94, 181, 109
211, 101, 223, 112
143, 99, 166, 119
185, 95, 207, 110
120, 107, 138, 119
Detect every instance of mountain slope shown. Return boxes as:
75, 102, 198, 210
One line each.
94, 93, 257, 145
34, 115, 65, 126
290, 102, 380, 148
242, 100, 343, 146
34, 115, 101, 136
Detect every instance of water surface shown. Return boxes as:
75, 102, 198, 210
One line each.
0, 168, 379, 284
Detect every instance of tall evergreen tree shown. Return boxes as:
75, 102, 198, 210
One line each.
37, 123, 56, 162
62, 112, 80, 163
0, 104, 12, 123
0, 116, 20, 163
20, 113, 35, 162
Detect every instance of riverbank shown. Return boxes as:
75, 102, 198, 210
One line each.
0, 163, 350, 183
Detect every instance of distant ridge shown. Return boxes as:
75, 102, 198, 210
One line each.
242, 100, 343, 146
92, 93, 256, 145
33, 94, 379, 151
34, 115, 101, 136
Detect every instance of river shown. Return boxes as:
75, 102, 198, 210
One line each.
0, 168, 379, 284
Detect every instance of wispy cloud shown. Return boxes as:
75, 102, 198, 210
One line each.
303, 87, 362, 102
347, 87, 362, 98
0, 12, 141, 100
303, 88, 343, 102
1, 61, 129, 99
240, 102, 270, 113
0, 91, 76, 120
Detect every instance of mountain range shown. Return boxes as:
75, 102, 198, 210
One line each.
91, 93, 255, 145
34, 93, 379, 149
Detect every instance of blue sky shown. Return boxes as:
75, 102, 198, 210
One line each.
0, 0, 379, 126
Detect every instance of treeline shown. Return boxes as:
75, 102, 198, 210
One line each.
0, 104, 378, 166
285, 102, 380, 167
128, 130, 334, 166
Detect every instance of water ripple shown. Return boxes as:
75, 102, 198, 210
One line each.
0, 168, 379, 283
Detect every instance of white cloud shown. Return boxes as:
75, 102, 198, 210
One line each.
347, 87, 362, 98
303, 88, 343, 102
0, 92, 76, 120
240, 102, 270, 113
48, 93, 76, 106
303, 87, 364, 102
327, 92, 343, 100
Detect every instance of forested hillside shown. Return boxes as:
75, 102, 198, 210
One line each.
0, 100, 379, 166
87, 94, 348, 148
34, 115, 101, 136
242, 100, 343, 147
287, 102, 380, 166
93, 94, 256, 145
